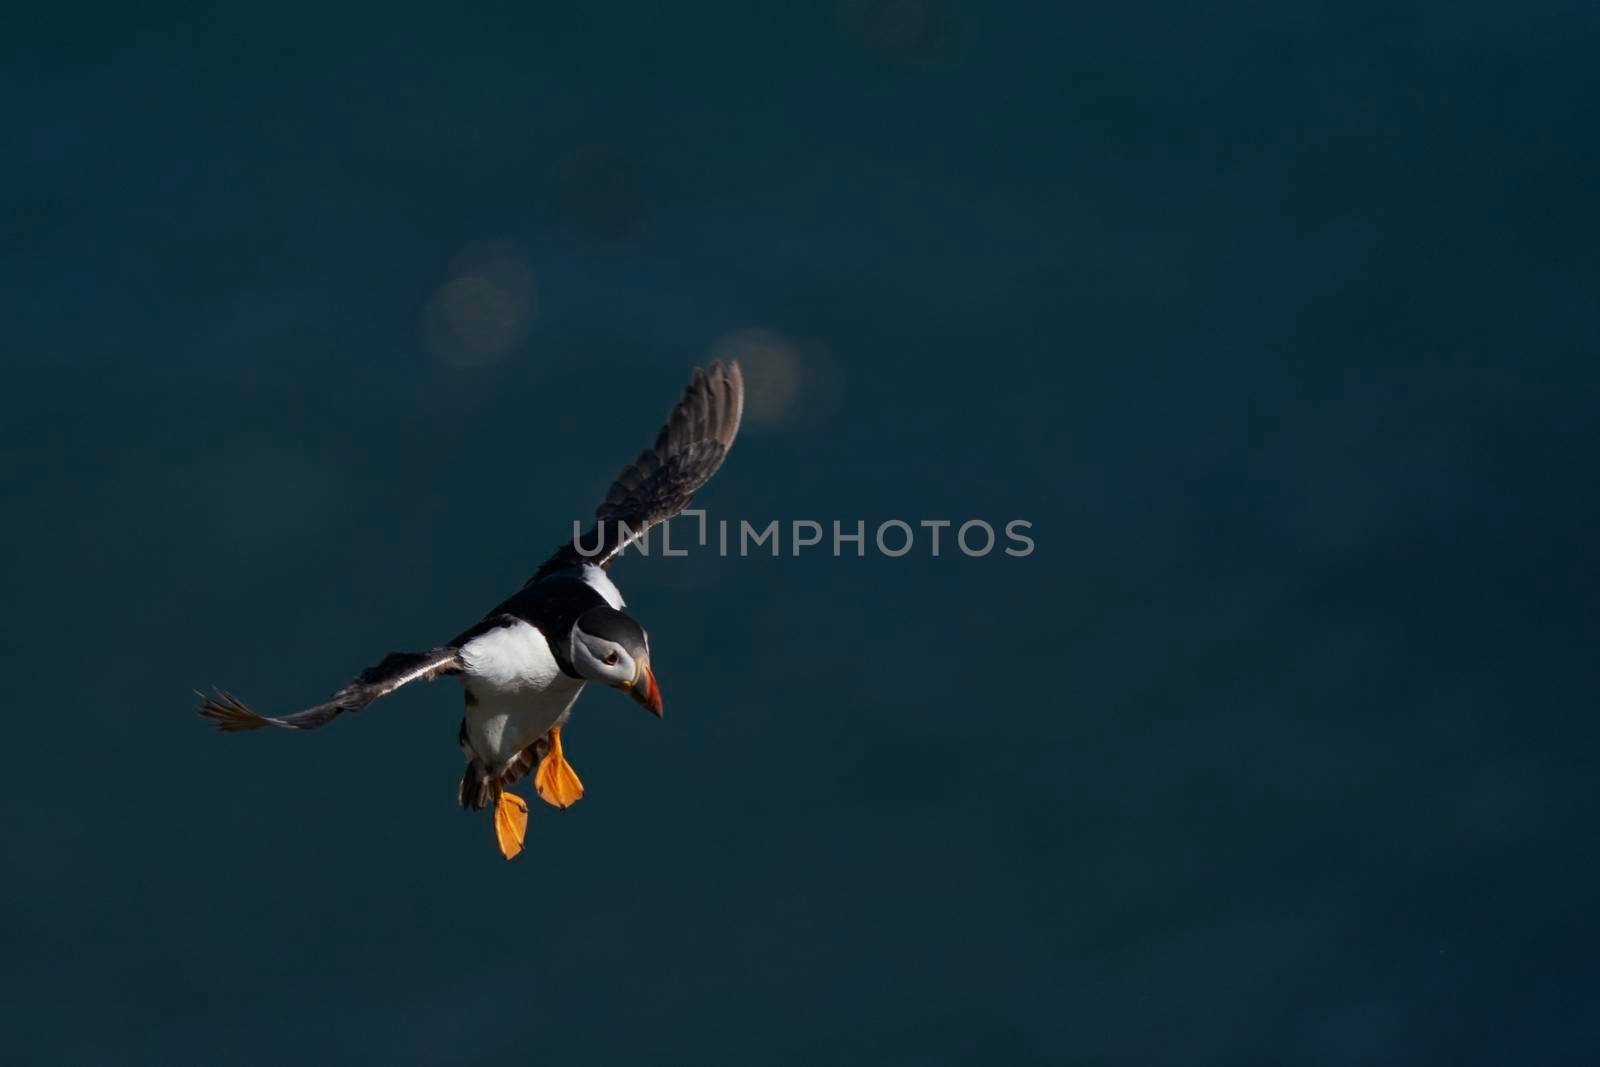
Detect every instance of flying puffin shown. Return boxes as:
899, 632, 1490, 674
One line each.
198, 361, 744, 859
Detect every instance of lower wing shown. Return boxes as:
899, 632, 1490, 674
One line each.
197, 647, 461, 733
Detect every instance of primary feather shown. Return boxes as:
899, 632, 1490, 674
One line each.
529, 359, 743, 583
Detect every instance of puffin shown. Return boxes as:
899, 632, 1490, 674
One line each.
198, 361, 744, 858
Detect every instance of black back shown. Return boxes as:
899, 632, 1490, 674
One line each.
450, 572, 611, 678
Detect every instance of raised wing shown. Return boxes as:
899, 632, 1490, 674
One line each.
529, 360, 744, 583
197, 647, 461, 733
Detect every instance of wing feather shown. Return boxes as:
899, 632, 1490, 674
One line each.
529, 360, 744, 583
197, 647, 461, 733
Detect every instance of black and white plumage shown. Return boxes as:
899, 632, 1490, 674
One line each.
198, 360, 744, 855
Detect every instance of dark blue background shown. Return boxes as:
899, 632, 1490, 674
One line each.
4, 4, 1598, 1063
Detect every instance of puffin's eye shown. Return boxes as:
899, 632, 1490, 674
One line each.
603, 651, 620, 666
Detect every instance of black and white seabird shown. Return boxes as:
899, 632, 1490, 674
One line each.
198, 361, 744, 859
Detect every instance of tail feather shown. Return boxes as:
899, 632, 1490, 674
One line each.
457, 723, 548, 809
459, 760, 495, 810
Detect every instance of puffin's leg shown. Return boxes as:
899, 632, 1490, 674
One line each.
533, 723, 585, 809
492, 782, 529, 860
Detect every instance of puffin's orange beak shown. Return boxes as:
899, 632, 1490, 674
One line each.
627, 658, 663, 717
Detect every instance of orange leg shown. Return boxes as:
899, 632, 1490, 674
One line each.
533, 723, 585, 809
493, 785, 529, 860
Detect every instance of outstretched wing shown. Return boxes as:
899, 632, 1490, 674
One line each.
529, 360, 744, 583
197, 648, 461, 733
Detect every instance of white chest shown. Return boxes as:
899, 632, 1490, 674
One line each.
459, 619, 563, 692
458, 620, 585, 768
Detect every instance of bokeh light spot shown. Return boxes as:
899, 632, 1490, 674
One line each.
711, 328, 802, 428
423, 243, 536, 367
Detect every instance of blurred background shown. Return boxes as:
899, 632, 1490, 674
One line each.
3, 3, 1598, 1064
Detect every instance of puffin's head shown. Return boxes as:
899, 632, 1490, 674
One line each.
570, 605, 662, 716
